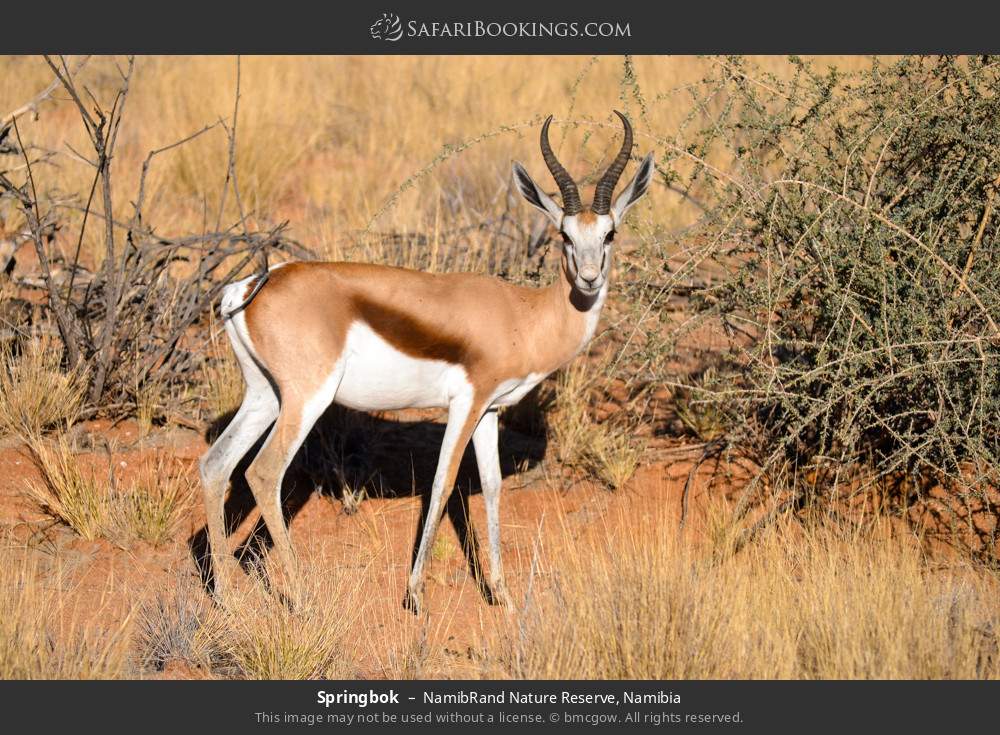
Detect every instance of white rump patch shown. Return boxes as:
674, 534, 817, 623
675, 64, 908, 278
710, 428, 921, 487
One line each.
219, 261, 291, 318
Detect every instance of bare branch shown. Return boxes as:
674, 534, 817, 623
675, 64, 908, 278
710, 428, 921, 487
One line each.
6, 118, 81, 367
0, 56, 90, 129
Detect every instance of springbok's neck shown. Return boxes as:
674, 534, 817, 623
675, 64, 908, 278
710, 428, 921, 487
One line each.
548, 262, 610, 358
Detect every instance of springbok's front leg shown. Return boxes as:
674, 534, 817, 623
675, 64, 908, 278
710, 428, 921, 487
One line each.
405, 389, 482, 614
471, 408, 512, 607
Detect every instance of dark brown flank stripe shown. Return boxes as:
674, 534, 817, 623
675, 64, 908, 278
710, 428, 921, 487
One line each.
351, 294, 472, 367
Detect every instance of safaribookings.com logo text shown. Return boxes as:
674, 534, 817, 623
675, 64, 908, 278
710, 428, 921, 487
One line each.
370, 13, 631, 42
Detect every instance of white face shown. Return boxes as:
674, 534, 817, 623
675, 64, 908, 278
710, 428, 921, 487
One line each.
560, 213, 616, 296
512, 150, 655, 298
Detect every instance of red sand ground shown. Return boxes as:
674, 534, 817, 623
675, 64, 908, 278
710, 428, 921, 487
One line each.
0, 413, 724, 679
2, 394, 993, 679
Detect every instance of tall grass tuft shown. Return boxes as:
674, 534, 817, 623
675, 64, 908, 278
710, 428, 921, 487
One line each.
198, 562, 358, 680
0, 339, 85, 438
200, 319, 245, 421
25, 439, 193, 547
105, 454, 195, 546
134, 576, 213, 674
24, 436, 107, 540
549, 362, 643, 490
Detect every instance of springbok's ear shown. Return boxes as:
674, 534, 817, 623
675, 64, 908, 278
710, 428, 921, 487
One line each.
512, 162, 563, 229
610, 152, 655, 227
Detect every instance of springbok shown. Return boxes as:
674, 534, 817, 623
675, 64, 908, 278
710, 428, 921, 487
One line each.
199, 111, 654, 613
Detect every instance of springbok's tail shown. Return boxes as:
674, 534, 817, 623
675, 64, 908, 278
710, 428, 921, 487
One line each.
220, 272, 269, 321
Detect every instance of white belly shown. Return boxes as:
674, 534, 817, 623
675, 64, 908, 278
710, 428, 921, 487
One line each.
334, 322, 470, 411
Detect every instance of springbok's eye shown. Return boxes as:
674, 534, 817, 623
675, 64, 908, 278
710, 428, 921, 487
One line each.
560, 231, 573, 245
604, 231, 616, 244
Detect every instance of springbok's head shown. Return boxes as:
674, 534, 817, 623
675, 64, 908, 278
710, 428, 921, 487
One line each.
513, 111, 654, 297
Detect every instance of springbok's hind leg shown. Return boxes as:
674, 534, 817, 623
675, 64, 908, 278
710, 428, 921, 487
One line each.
198, 339, 279, 599
405, 390, 481, 614
243, 364, 345, 593
472, 408, 512, 607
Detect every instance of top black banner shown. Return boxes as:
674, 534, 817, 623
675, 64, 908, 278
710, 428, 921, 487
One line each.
3, 0, 1000, 54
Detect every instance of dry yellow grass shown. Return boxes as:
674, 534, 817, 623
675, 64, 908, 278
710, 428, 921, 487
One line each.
587, 427, 645, 491
107, 454, 196, 546
200, 320, 245, 421
0, 55, 872, 270
134, 573, 210, 673
199, 595, 354, 679
132, 539, 461, 680
550, 362, 596, 467
15, 472, 1000, 680
508, 502, 1000, 679
0, 546, 133, 679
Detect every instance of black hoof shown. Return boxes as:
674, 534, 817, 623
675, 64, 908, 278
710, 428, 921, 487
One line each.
402, 589, 421, 615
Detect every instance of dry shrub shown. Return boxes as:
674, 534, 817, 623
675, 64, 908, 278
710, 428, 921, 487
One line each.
0, 547, 132, 679
668, 56, 1000, 556
197, 563, 358, 679
0, 338, 85, 438
1, 56, 306, 425
509, 505, 1000, 679
25, 438, 193, 546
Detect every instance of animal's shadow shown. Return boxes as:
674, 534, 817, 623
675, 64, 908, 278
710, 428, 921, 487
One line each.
188, 396, 547, 603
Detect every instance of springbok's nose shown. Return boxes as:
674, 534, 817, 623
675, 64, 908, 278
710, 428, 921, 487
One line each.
579, 264, 600, 283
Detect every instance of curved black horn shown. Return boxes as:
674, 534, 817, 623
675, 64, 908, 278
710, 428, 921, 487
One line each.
540, 115, 582, 216
591, 110, 633, 215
